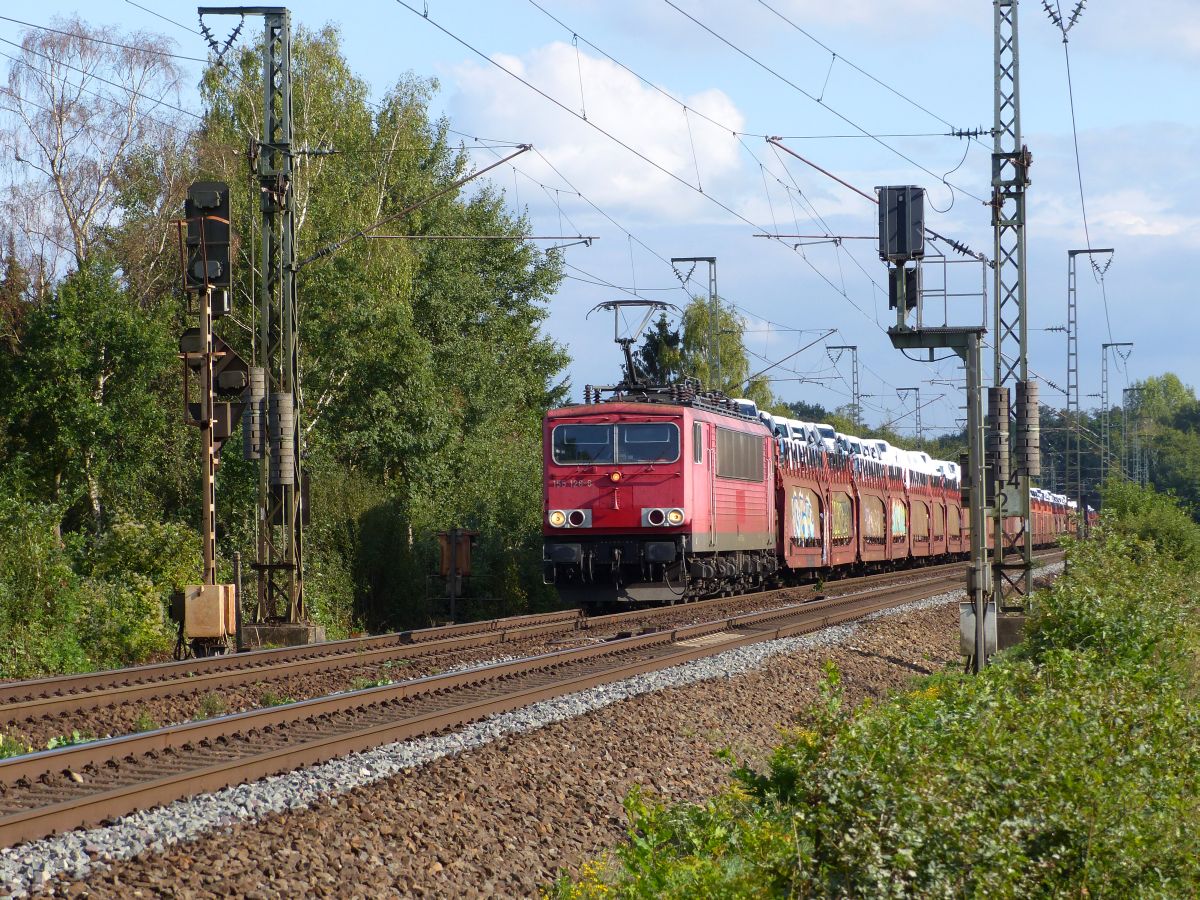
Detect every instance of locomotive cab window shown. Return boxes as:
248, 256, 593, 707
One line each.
552, 424, 614, 464
617, 423, 679, 463
693, 422, 703, 463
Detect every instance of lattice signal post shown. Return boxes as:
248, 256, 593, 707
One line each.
180, 181, 247, 583
199, 6, 305, 623
990, 0, 1038, 612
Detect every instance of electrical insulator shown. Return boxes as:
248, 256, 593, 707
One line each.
986, 387, 1010, 496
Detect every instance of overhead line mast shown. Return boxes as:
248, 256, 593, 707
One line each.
200, 5, 304, 624
1066, 247, 1111, 533
990, 0, 1037, 614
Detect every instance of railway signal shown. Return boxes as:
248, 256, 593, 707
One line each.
879, 182, 993, 671
174, 179, 246, 658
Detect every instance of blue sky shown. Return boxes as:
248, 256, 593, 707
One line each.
9, 1, 1198, 436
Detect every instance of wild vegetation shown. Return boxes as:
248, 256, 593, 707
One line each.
553, 481, 1200, 897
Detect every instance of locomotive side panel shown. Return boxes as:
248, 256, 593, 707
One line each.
705, 423, 774, 552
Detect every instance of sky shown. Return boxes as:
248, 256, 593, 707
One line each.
7, 0, 1198, 437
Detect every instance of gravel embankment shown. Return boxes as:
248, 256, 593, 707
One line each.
4, 565, 1062, 898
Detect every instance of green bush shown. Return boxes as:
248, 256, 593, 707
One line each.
195, 692, 227, 719
555, 485, 1200, 898
0, 497, 176, 678
1021, 531, 1193, 665
1100, 478, 1200, 567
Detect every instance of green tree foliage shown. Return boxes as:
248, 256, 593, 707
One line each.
0, 262, 178, 533
1132, 373, 1196, 428
634, 314, 683, 385
0, 20, 571, 669
634, 296, 775, 409
780, 399, 829, 421
1056, 373, 1200, 519
0, 236, 29, 349
0, 497, 188, 678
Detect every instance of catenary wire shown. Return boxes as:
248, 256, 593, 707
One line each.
660, 0, 987, 204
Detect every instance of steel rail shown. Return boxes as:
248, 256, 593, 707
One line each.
0, 608, 583, 705
0, 552, 1061, 728
0, 562, 954, 705
0, 567, 982, 848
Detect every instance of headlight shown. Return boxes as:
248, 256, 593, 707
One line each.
666, 508, 685, 526
548, 509, 567, 527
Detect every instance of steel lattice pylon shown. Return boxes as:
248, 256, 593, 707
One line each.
1065, 248, 1110, 531
671, 257, 719, 388
1100, 341, 1133, 484
991, 0, 1035, 611
828, 345, 860, 426
258, 9, 304, 623
1066, 252, 1079, 515
202, 6, 305, 622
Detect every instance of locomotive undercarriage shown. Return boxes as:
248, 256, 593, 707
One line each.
544, 536, 779, 606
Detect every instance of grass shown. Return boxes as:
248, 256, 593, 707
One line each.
0, 732, 32, 759
258, 690, 296, 707
349, 676, 392, 692
194, 692, 227, 720
132, 709, 159, 733
551, 484, 1200, 898
45, 729, 96, 751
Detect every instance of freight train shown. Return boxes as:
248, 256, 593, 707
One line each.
542, 381, 1079, 606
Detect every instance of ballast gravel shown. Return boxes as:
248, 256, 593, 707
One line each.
4, 565, 1061, 898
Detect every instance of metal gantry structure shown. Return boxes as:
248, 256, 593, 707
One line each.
896, 386, 922, 442
990, 0, 1037, 612
201, 6, 305, 623
1122, 385, 1144, 485
827, 344, 860, 425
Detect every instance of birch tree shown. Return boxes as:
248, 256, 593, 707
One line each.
0, 17, 186, 279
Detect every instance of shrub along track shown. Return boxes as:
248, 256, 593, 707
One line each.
0, 563, 1002, 851
0, 553, 1061, 749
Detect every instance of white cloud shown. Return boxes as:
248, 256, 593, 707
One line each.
450, 42, 753, 222
1028, 123, 1200, 247
1087, 188, 1200, 243
1087, 0, 1200, 63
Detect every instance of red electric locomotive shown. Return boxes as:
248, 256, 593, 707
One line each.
543, 396, 778, 604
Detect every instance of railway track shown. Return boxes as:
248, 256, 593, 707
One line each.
0, 561, 1039, 849
0, 552, 1061, 742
